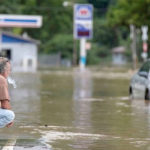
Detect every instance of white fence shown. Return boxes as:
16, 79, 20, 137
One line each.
38, 54, 71, 68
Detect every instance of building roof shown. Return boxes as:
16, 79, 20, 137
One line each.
112, 46, 125, 53
1, 31, 40, 44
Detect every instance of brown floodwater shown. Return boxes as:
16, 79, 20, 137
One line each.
0, 69, 150, 150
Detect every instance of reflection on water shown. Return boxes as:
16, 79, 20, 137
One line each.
145, 100, 150, 114
73, 69, 93, 149
73, 69, 93, 131
73, 69, 92, 100
1, 71, 150, 149
12, 73, 41, 126
0, 73, 41, 140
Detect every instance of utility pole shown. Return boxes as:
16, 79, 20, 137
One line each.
73, 39, 77, 66
130, 24, 137, 70
63, 1, 77, 66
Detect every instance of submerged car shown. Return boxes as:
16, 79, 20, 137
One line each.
129, 59, 150, 100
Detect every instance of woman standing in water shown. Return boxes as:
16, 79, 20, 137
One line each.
0, 57, 15, 128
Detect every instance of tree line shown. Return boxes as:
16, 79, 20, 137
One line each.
0, 0, 148, 64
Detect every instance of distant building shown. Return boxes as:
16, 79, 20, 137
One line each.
112, 46, 127, 65
0, 32, 39, 72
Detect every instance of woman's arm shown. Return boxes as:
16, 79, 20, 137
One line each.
1, 100, 11, 109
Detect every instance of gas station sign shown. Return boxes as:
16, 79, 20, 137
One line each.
74, 4, 93, 39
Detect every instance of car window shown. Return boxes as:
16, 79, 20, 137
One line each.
139, 61, 150, 72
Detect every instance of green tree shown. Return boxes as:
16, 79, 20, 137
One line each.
107, 0, 150, 27
93, 18, 118, 47
0, 0, 73, 50
87, 43, 111, 64
44, 34, 74, 59
107, 0, 150, 62
0, 0, 132, 64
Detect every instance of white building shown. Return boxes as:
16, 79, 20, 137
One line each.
112, 46, 127, 65
0, 32, 39, 72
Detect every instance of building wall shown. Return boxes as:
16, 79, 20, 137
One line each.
112, 53, 127, 65
2, 43, 37, 72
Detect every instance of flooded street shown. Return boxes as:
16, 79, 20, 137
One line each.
1, 68, 150, 150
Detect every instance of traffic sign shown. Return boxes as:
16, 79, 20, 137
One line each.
143, 42, 148, 52
0, 14, 42, 28
141, 26, 148, 41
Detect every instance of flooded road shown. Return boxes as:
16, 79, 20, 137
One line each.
1, 68, 150, 150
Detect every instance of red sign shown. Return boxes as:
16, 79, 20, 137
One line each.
143, 42, 148, 52
80, 9, 88, 15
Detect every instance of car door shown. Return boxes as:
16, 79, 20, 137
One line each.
136, 71, 148, 98
135, 61, 150, 99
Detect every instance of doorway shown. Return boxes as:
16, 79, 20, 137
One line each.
0, 49, 11, 60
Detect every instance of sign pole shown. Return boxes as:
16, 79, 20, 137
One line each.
80, 38, 86, 70
73, 39, 77, 66
130, 24, 137, 70
141, 26, 148, 62
73, 4, 93, 70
